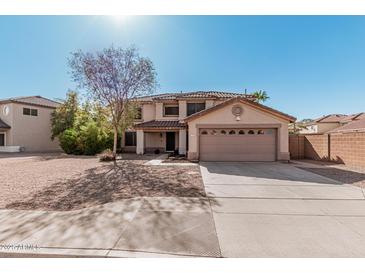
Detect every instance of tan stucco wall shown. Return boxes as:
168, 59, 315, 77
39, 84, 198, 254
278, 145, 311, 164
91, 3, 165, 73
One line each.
145, 132, 165, 148
300, 123, 340, 134
205, 100, 214, 108
299, 124, 318, 134
142, 104, 155, 122
144, 131, 179, 151
179, 100, 187, 119
213, 99, 226, 106
140, 99, 226, 121
187, 101, 290, 160
317, 123, 340, 133
4, 103, 60, 152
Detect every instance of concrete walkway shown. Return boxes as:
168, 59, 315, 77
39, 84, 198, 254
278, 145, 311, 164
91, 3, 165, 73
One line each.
0, 197, 220, 258
200, 162, 365, 257
144, 154, 197, 166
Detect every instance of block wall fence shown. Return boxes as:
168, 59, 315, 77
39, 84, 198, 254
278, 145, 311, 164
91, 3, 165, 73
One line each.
289, 132, 365, 169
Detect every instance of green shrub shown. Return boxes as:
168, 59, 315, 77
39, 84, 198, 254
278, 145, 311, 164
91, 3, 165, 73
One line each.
59, 125, 113, 155
79, 122, 111, 155
59, 128, 80, 154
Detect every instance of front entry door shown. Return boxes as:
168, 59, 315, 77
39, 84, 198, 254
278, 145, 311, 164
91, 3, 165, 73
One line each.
0, 133, 4, 146
166, 132, 175, 152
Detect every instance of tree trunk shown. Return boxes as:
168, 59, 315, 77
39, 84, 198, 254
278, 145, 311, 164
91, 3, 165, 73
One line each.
113, 126, 118, 158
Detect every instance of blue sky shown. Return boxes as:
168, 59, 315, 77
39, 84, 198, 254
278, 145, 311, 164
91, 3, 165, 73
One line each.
0, 16, 365, 120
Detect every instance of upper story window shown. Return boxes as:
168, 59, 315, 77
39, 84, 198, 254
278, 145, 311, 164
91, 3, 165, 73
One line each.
31, 109, 38, 116
23, 108, 30, 115
164, 105, 179, 116
187, 102, 205, 116
23, 107, 38, 116
134, 107, 142, 120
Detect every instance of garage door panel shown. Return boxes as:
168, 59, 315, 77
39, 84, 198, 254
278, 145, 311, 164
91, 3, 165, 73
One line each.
199, 146, 275, 154
199, 128, 277, 162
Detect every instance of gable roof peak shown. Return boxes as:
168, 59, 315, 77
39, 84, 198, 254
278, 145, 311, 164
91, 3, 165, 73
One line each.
184, 96, 296, 123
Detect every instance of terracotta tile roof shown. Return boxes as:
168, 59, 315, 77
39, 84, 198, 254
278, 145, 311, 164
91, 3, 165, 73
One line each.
339, 114, 358, 123
314, 114, 347, 123
184, 96, 296, 123
0, 118, 10, 129
311, 112, 365, 125
329, 119, 365, 133
134, 120, 186, 129
0, 96, 60, 109
351, 112, 365, 120
134, 91, 256, 102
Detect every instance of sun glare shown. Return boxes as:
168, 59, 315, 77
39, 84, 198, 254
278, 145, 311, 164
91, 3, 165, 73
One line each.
111, 15, 131, 24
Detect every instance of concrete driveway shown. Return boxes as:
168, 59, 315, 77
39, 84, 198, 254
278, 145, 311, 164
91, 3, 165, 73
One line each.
200, 162, 365, 257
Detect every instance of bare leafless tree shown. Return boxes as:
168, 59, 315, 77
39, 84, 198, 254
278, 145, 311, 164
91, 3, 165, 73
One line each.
69, 46, 157, 156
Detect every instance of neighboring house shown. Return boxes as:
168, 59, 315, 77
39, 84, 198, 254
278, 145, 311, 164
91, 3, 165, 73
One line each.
299, 113, 365, 134
0, 96, 61, 152
122, 91, 296, 161
329, 113, 365, 134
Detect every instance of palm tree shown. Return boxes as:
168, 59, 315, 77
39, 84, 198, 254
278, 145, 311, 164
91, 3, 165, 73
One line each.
252, 90, 270, 103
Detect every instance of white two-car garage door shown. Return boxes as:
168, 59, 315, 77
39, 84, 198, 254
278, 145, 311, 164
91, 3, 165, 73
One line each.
199, 128, 277, 161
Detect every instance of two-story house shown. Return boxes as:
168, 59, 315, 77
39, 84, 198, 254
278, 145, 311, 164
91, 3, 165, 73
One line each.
122, 91, 296, 161
0, 96, 61, 152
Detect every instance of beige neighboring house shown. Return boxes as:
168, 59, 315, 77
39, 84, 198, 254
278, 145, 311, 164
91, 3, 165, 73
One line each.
122, 91, 296, 161
329, 113, 365, 133
0, 96, 61, 152
299, 113, 365, 134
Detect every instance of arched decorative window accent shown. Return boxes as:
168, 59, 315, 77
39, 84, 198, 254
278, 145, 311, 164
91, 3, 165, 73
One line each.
211, 129, 217, 135
201, 130, 208, 135
238, 130, 245, 135
257, 130, 264, 135
248, 130, 255, 135
229, 130, 236, 135
220, 130, 227, 135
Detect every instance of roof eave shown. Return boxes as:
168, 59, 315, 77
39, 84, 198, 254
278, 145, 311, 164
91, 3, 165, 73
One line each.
133, 126, 185, 130
0, 99, 59, 109
184, 97, 296, 123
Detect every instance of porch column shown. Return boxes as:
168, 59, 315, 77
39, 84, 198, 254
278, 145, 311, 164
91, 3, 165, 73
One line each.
178, 129, 187, 155
136, 129, 144, 154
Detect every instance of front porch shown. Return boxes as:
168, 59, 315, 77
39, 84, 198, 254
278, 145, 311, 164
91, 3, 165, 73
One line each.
136, 130, 187, 155
0, 122, 19, 152
133, 120, 187, 155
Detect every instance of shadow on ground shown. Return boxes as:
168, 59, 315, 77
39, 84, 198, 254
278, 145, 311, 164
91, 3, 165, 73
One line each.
5, 161, 206, 211
297, 167, 365, 186
202, 161, 365, 187
0, 195, 221, 257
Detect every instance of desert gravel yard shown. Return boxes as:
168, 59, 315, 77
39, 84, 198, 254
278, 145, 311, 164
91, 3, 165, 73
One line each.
0, 153, 205, 211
